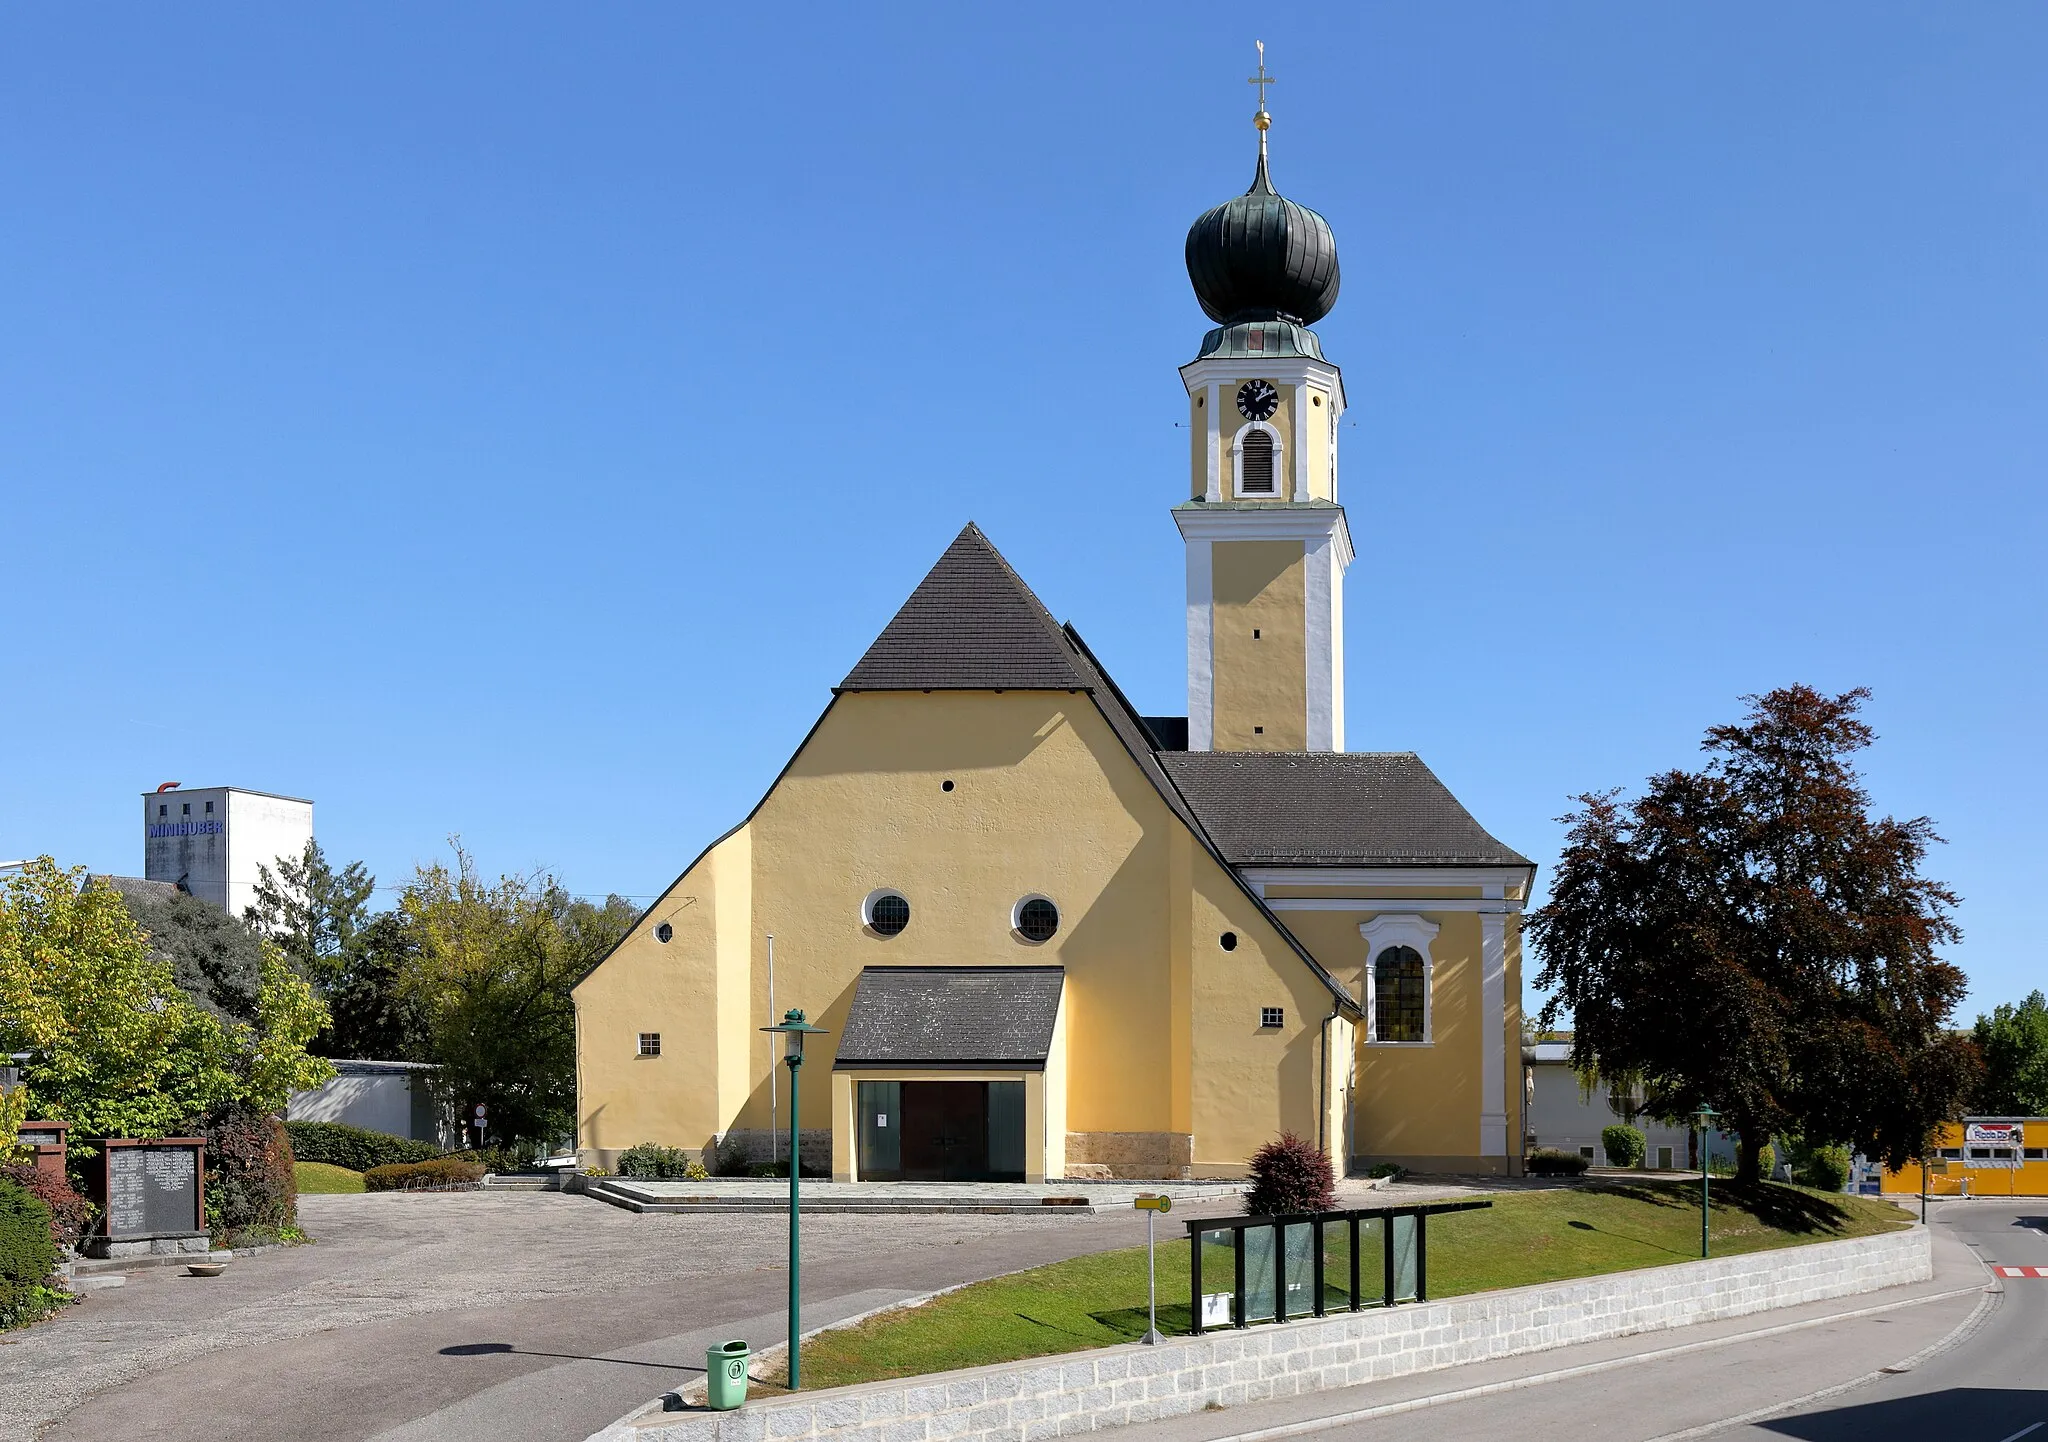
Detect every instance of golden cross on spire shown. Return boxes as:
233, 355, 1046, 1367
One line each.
1247, 40, 1274, 155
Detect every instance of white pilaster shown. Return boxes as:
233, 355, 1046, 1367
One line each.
1303, 533, 1335, 752
1479, 904, 1509, 1159
1292, 383, 1311, 500
1204, 384, 1222, 502
1186, 539, 1214, 751
1329, 553, 1345, 751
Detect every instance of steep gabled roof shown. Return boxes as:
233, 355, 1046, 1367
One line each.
1157, 751, 1532, 868
838, 523, 1093, 692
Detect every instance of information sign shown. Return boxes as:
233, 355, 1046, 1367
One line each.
1965, 1123, 2023, 1147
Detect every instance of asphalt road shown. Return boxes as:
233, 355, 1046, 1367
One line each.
8, 1189, 1247, 1442
1119, 1200, 2041, 1442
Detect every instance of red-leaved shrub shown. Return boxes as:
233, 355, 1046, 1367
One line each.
1244, 1132, 1336, 1216
194, 1106, 298, 1241
0, 1165, 92, 1252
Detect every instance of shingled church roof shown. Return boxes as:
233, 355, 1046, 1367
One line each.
838, 524, 1093, 692
1158, 751, 1531, 868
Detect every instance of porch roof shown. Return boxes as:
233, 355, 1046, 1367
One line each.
834, 965, 1064, 1070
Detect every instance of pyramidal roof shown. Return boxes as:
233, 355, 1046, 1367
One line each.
838, 524, 1093, 692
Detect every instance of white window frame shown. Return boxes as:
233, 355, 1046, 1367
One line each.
1360, 914, 1438, 1046
1011, 893, 1060, 944
1230, 421, 1285, 498
862, 888, 910, 935
636, 1032, 661, 1058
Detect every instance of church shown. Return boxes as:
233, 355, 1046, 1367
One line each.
573, 94, 1533, 1182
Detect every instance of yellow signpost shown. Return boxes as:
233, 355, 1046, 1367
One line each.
1135, 1194, 1172, 1343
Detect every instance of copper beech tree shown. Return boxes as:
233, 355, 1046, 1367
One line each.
1527, 686, 1977, 1183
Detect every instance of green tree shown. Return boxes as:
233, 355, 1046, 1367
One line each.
321, 911, 434, 1062
1528, 686, 1978, 1182
0, 859, 332, 1143
401, 847, 634, 1153
109, 880, 264, 1022
245, 840, 376, 991
1973, 991, 2048, 1115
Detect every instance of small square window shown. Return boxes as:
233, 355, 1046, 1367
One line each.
181, 803, 190, 815
157, 804, 166, 818
1259, 1006, 1284, 1029
1580, 1146, 1595, 1161
1939, 1148, 1962, 1159
636, 1033, 661, 1057
1253, 726, 1264, 735
205, 801, 214, 813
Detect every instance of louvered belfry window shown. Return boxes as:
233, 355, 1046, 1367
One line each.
1239, 428, 1276, 493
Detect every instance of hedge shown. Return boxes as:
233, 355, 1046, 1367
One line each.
617, 1143, 707, 1180
286, 1121, 443, 1173
0, 1165, 91, 1252
0, 1177, 59, 1330
363, 1158, 486, 1192
1526, 1147, 1592, 1176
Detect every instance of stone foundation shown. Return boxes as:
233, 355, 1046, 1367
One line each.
83, 1232, 210, 1260
711, 1128, 833, 1175
1064, 1132, 1193, 1180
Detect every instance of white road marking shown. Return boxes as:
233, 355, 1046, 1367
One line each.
1992, 1423, 2043, 1442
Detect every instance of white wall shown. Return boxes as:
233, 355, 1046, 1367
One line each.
1527, 1064, 1736, 1169
289, 1071, 416, 1138
225, 789, 314, 921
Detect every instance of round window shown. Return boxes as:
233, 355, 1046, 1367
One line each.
865, 891, 910, 936
1220, 931, 1238, 951
1015, 896, 1060, 943
654, 922, 673, 944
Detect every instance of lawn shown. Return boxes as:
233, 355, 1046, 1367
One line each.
295, 1161, 366, 1194
785, 1181, 1912, 1388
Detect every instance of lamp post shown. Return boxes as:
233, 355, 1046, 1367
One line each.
1694, 1105, 1718, 1259
762, 1008, 827, 1390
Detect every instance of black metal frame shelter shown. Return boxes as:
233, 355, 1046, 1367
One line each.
1183, 1200, 1492, 1334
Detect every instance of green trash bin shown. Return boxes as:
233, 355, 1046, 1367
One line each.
706, 1339, 750, 1410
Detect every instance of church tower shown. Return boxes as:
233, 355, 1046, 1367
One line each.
1175, 62, 1351, 752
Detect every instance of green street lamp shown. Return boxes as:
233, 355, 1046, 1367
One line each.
762, 1008, 828, 1390
1694, 1105, 1718, 1259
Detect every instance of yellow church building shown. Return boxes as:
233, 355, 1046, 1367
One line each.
574, 105, 1533, 1183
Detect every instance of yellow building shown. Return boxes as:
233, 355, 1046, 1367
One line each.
1880, 1119, 2048, 1197
573, 109, 1534, 1182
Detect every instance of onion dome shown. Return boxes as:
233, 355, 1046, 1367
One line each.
1184, 153, 1341, 327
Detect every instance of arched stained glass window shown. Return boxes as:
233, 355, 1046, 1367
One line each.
1374, 946, 1426, 1043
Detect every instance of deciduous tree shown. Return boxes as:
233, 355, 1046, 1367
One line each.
0, 859, 331, 1145
400, 846, 634, 1153
1527, 686, 1976, 1182
1973, 991, 2048, 1116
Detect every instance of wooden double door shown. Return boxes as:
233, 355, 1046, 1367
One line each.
856, 1080, 1027, 1182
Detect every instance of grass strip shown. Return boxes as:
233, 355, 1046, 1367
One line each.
294, 1161, 366, 1194
787, 1180, 1911, 1389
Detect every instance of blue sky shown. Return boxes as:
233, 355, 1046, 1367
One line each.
3, 5, 2041, 1020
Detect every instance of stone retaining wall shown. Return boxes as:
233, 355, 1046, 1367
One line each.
599, 1226, 1930, 1442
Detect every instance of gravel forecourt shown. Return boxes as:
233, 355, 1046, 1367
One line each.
5, 1189, 1254, 1442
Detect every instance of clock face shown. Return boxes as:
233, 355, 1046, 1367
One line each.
1236, 379, 1280, 422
